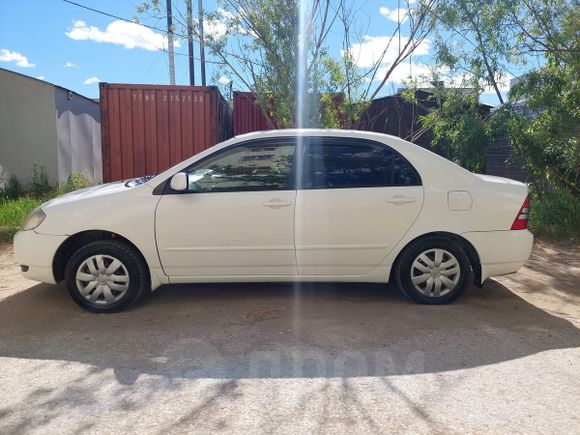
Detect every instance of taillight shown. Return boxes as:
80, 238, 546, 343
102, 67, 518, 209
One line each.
511, 196, 529, 230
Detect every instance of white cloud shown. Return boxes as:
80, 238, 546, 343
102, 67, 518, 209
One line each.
413, 70, 513, 94
0, 49, 35, 68
204, 17, 228, 39
218, 76, 231, 85
36, 75, 46, 81
63, 62, 78, 68
190, 12, 229, 40
84, 76, 101, 85
217, 7, 236, 21
372, 62, 436, 84
371, 62, 513, 96
379, 7, 408, 23
211, 7, 258, 39
345, 35, 430, 68
481, 73, 513, 94
66, 20, 180, 51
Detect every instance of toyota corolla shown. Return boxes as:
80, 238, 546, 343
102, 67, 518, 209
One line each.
14, 130, 533, 312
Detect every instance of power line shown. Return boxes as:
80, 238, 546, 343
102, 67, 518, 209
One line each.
60, 0, 225, 65
62, 0, 167, 34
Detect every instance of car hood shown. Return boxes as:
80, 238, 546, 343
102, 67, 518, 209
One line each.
42, 181, 134, 210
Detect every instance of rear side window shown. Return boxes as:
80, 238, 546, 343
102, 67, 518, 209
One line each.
300, 139, 421, 189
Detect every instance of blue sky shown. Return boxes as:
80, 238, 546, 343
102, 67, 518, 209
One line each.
0, 0, 536, 105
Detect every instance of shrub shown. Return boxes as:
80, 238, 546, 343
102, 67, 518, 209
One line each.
58, 172, 94, 195
29, 165, 52, 198
1, 175, 24, 200
528, 182, 580, 240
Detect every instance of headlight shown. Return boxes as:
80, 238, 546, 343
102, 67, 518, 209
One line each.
21, 207, 46, 231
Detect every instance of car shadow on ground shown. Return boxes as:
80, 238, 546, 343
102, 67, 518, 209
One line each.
1, 279, 579, 384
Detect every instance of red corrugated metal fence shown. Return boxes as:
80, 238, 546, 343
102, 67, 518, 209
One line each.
100, 83, 233, 182
233, 91, 347, 134
233, 91, 276, 135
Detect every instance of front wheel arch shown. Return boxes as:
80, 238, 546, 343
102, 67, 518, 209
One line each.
52, 230, 150, 284
389, 231, 482, 286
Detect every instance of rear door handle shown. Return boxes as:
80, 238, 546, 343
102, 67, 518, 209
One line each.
263, 199, 292, 208
387, 195, 417, 205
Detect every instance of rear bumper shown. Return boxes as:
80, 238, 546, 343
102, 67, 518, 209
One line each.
461, 230, 534, 282
13, 230, 67, 284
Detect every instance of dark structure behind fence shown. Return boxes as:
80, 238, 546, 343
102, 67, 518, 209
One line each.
485, 102, 531, 182
485, 136, 530, 182
356, 90, 440, 149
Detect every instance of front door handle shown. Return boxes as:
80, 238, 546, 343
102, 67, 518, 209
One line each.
263, 199, 292, 208
387, 195, 417, 205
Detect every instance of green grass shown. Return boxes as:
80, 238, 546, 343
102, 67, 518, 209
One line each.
0, 197, 45, 228
0, 171, 95, 242
0, 197, 45, 241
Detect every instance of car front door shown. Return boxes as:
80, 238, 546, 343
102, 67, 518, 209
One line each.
155, 138, 297, 278
295, 137, 424, 276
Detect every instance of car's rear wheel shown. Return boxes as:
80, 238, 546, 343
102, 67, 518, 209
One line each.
64, 240, 149, 313
395, 237, 471, 304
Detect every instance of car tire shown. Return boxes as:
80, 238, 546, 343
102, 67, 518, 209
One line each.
394, 237, 471, 304
64, 240, 149, 313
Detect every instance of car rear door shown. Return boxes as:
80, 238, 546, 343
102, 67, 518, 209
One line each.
295, 137, 424, 276
155, 138, 297, 278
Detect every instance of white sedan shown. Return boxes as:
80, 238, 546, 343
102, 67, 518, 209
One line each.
14, 130, 533, 312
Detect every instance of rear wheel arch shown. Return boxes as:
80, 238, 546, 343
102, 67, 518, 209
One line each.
390, 231, 482, 286
52, 230, 150, 284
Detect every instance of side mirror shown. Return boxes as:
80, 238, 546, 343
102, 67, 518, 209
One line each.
170, 172, 188, 191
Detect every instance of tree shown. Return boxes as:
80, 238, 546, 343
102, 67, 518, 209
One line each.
408, 83, 492, 172
136, 0, 438, 128
213, 0, 438, 128
506, 6, 580, 193
419, 0, 578, 183
428, 0, 519, 104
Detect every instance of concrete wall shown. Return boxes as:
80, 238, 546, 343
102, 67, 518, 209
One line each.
55, 87, 102, 183
0, 69, 58, 187
0, 68, 102, 187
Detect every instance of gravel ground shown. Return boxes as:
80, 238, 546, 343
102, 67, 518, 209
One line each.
0, 240, 579, 434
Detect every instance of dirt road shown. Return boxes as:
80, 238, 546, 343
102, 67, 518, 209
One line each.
0, 240, 579, 433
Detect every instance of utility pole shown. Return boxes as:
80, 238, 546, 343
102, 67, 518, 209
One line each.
186, 0, 195, 86
166, 0, 176, 85
198, 0, 206, 86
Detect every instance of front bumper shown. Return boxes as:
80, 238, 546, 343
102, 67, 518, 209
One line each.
13, 230, 68, 284
462, 229, 534, 282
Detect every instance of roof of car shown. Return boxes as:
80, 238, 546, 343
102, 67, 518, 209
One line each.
232, 129, 401, 142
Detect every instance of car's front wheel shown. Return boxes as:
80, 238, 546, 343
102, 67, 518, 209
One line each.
395, 237, 471, 304
64, 240, 149, 313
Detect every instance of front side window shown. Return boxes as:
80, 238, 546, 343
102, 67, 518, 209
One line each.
301, 139, 421, 189
184, 141, 295, 192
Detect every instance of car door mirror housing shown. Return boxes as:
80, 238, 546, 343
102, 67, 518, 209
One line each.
170, 172, 188, 191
